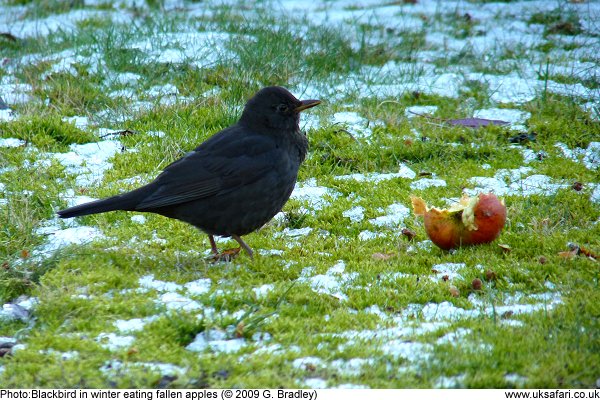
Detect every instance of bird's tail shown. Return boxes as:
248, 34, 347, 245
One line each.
57, 194, 139, 218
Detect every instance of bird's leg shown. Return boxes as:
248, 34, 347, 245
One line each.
208, 235, 219, 256
232, 234, 254, 259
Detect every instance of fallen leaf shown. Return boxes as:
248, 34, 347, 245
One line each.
235, 322, 245, 338
20, 249, 29, 259
449, 286, 460, 297
498, 243, 511, 253
401, 228, 416, 240
558, 249, 578, 259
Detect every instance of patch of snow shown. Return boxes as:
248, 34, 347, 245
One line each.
0, 138, 26, 148
369, 203, 410, 228
0, 108, 15, 121
430, 263, 466, 282
51, 140, 122, 187
410, 178, 447, 190
291, 178, 340, 210
138, 274, 182, 292
335, 164, 416, 182
184, 278, 212, 296
358, 230, 386, 241
158, 292, 202, 312
466, 167, 570, 197
130, 215, 146, 224
302, 378, 328, 389
36, 226, 103, 255
258, 249, 284, 256
277, 227, 313, 238
292, 356, 326, 370
405, 105, 438, 118
96, 333, 135, 351
343, 206, 365, 223
330, 358, 374, 377
114, 316, 159, 333
591, 185, 600, 204
331, 111, 373, 139
100, 360, 187, 378
299, 260, 357, 301
186, 329, 246, 354
253, 284, 274, 298
435, 375, 466, 388
128, 31, 242, 69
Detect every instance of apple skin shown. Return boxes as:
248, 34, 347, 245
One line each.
412, 193, 506, 250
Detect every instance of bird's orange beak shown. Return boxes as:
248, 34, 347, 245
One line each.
295, 99, 321, 112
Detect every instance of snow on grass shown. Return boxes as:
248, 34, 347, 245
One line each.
405, 105, 438, 118
290, 178, 340, 210
298, 261, 357, 302
50, 140, 122, 187
331, 111, 378, 139
100, 360, 187, 379
95, 332, 135, 351
342, 206, 365, 223
410, 178, 447, 191
128, 32, 243, 69
465, 167, 571, 197
0, 138, 26, 148
336, 164, 417, 183
369, 203, 410, 228
114, 316, 159, 333
186, 329, 246, 354
35, 226, 103, 256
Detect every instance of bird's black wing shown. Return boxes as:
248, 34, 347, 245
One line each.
135, 125, 280, 210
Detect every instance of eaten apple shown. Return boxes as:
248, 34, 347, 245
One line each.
411, 193, 507, 250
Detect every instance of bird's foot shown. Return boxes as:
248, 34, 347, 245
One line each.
208, 247, 241, 262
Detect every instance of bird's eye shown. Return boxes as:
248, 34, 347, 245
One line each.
276, 104, 289, 113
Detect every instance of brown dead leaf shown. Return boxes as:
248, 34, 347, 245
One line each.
20, 249, 29, 259
235, 322, 245, 338
498, 243, 511, 253
401, 228, 416, 241
127, 347, 139, 356
558, 249, 578, 259
449, 286, 460, 297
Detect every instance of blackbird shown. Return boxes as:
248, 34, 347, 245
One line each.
58, 86, 320, 259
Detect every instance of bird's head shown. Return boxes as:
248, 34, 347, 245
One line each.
240, 86, 320, 132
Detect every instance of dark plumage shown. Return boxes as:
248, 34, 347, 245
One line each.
58, 86, 320, 259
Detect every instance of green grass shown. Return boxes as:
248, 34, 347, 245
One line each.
0, 0, 599, 389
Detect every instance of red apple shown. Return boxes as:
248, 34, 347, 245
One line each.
411, 193, 506, 250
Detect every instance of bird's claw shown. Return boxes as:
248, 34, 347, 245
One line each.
208, 247, 241, 262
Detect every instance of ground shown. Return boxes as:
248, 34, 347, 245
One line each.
0, 0, 599, 389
